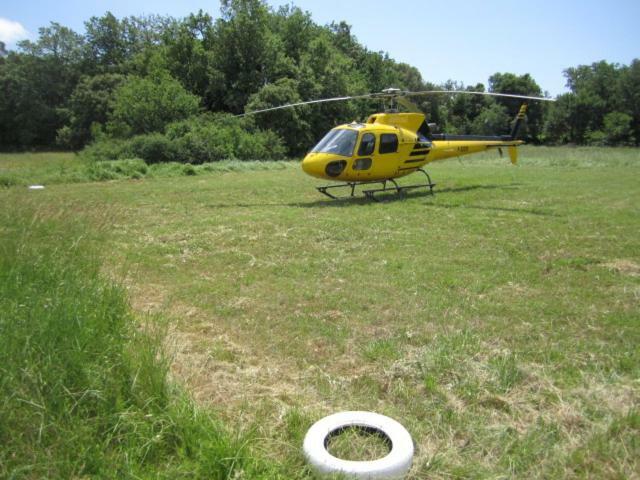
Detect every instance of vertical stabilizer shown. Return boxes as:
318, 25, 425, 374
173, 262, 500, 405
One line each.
510, 103, 528, 140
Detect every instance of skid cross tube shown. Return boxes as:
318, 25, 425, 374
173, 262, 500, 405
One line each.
317, 179, 388, 200
316, 169, 436, 201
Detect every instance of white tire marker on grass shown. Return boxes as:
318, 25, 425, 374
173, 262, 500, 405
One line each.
303, 411, 414, 479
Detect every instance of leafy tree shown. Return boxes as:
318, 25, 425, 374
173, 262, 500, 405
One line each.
543, 60, 638, 145
619, 59, 640, 144
84, 13, 127, 70
162, 11, 218, 107
360, 51, 401, 93
18, 23, 85, 64
470, 103, 510, 136
445, 83, 489, 134
394, 63, 427, 92
0, 54, 60, 147
298, 34, 367, 141
0, 24, 84, 147
212, 0, 277, 112
273, 6, 316, 63
107, 71, 200, 137
84, 13, 175, 74
601, 111, 635, 145
245, 78, 311, 155
488, 72, 545, 141
329, 21, 362, 59
542, 93, 575, 144
121, 14, 174, 54
565, 61, 622, 111
57, 73, 125, 149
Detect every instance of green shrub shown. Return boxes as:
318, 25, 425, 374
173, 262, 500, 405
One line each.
85, 158, 149, 181
0, 174, 17, 187
82, 138, 129, 162
174, 127, 236, 163
183, 164, 197, 176
107, 73, 200, 137
126, 133, 180, 164
585, 130, 607, 146
166, 114, 287, 163
83, 114, 287, 164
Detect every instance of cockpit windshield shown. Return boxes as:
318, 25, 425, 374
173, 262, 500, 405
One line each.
311, 129, 358, 157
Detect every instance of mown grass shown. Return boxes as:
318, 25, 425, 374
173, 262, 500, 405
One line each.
1, 146, 638, 478
0, 200, 283, 478
326, 426, 392, 461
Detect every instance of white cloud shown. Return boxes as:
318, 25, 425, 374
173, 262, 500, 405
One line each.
0, 17, 29, 44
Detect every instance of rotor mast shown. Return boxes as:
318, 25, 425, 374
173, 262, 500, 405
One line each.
379, 88, 421, 113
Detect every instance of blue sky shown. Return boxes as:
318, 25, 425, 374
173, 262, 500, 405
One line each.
2, 0, 639, 96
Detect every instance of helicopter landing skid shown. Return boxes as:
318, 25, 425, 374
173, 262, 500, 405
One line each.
316, 169, 435, 201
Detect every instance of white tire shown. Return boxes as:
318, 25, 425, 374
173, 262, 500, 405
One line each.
303, 411, 414, 479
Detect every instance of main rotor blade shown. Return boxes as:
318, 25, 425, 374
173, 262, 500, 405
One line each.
238, 93, 375, 117
404, 90, 556, 102
238, 88, 555, 117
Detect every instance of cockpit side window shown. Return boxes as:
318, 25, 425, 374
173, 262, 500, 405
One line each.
357, 133, 376, 156
379, 133, 399, 154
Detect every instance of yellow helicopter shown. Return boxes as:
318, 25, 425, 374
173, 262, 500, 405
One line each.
243, 88, 555, 199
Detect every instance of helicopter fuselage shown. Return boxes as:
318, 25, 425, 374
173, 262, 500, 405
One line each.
301, 112, 523, 183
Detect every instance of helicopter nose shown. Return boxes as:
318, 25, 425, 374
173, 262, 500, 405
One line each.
301, 153, 327, 178
302, 153, 347, 179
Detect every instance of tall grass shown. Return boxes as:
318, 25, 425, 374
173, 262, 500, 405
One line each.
0, 202, 279, 479
0, 152, 296, 187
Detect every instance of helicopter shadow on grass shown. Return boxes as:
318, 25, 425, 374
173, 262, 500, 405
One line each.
290, 183, 523, 207
426, 200, 557, 217
205, 183, 556, 216
424, 184, 558, 217
292, 183, 558, 216
202, 186, 467, 209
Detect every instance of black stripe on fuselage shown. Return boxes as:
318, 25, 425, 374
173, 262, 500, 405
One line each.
410, 149, 430, 156
413, 142, 431, 149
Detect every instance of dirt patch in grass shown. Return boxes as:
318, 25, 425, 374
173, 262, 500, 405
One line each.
167, 325, 314, 411
603, 259, 640, 277
128, 282, 169, 313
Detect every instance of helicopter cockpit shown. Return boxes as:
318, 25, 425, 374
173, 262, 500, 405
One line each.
311, 128, 360, 157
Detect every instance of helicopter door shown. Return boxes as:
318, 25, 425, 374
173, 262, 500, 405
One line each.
353, 133, 375, 178
376, 133, 400, 177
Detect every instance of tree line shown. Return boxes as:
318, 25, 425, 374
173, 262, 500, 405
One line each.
1, 0, 638, 162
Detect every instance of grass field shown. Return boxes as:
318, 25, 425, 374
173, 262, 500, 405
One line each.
1, 146, 639, 478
